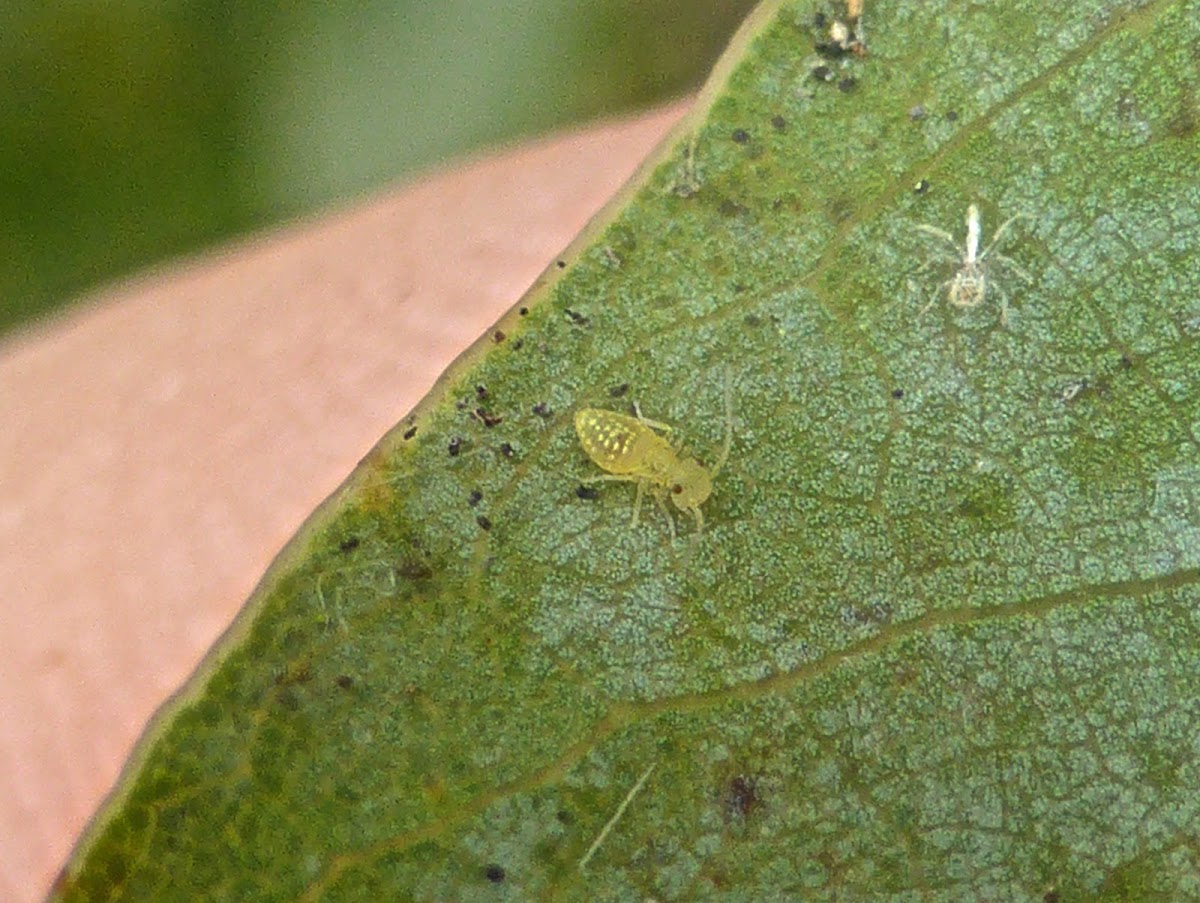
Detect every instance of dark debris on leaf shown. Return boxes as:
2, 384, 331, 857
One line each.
723, 774, 763, 821
474, 408, 503, 428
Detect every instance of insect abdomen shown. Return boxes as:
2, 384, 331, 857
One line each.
574, 409, 671, 477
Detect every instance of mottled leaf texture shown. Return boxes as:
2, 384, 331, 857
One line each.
51, 1, 1200, 901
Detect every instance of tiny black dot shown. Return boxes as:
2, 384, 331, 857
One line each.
493, 330, 506, 343
1119, 354, 1133, 369
336, 675, 354, 689
556, 260, 567, 269
519, 306, 529, 316
448, 437, 463, 457
1043, 894, 1060, 903
403, 426, 417, 440
913, 178, 930, 195
770, 114, 786, 130
338, 537, 360, 553
484, 864, 506, 883
468, 490, 483, 507
565, 309, 589, 326
533, 402, 552, 419
672, 484, 683, 495
499, 442, 515, 458
475, 385, 489, 400
477, 515, 492, 531
837, 76, 856, 92
732, 128, 750, 144
811, 64, 833, 82
946, 109, 959, 122
512, 338, 524, 350
891, 388, 905, 399
576, 485, 600, 500
609, 383, 630, 398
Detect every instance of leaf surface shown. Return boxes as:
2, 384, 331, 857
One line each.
54, 1, 1200, 900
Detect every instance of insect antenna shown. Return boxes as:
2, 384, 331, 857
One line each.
711, 365, 734, 477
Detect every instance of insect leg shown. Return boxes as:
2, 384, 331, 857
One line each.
632, 479, 645, 527
652, 491, 676, 541
632, 402, 673, 433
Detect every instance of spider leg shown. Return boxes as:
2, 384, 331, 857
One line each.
918, 278, 953, 318
979, 213, 1027, 260
915, 224, 958, 245
995, 254, 1033, 284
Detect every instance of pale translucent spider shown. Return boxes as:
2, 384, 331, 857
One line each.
915, 203, 1031, 325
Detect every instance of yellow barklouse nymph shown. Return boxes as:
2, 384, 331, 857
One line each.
574, 370, 733, 541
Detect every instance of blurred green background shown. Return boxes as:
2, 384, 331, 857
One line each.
0, 1, 754, 336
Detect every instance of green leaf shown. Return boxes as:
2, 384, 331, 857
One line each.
53, 0, 1200, 900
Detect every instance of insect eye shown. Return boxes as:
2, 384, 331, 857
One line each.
672, 484, 683, 494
